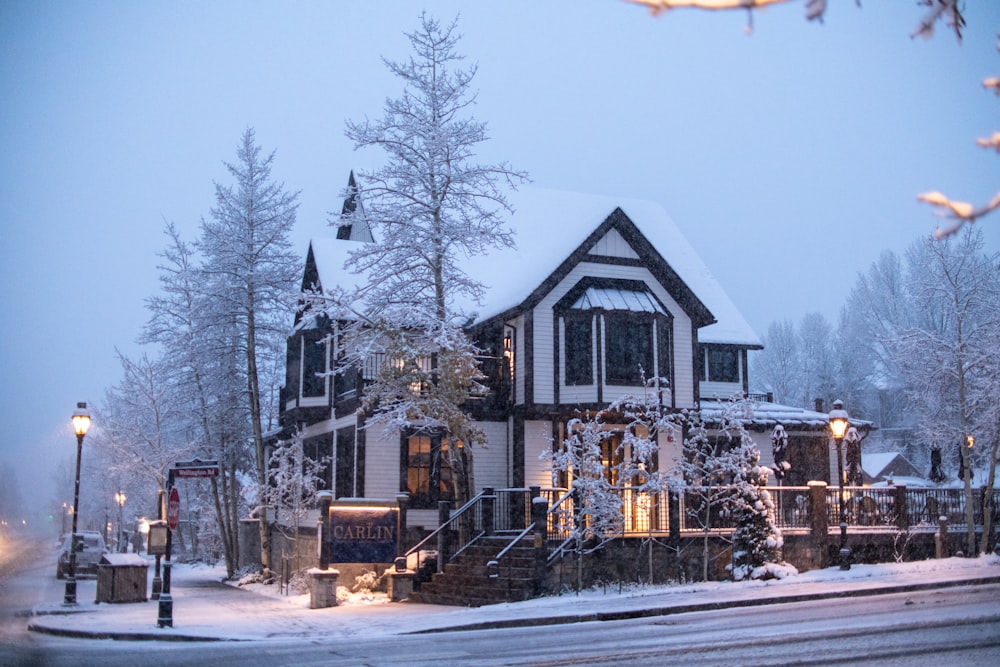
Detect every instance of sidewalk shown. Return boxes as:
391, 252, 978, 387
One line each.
26, 555, 1000, 642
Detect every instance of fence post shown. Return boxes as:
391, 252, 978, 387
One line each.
808, 481, 830, 567
482, 487, 495, 536
893, 485, 908, 532
936, 515, 948, 559
530, 486, 548, 595
437, 500, 451, 574
668, 490, 681, 541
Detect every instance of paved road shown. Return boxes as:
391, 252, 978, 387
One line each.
3, 531, 999, 666
6, 582, 999, 666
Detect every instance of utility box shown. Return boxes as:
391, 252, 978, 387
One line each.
95, 553, 149, 603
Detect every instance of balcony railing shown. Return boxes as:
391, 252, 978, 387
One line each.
458, 485, 1000, 539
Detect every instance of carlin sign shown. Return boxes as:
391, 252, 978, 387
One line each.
329, 507, 398, 563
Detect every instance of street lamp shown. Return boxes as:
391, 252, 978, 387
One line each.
64, 402, 91, 606
828, 400, 851, 571
115, 491, 127, 553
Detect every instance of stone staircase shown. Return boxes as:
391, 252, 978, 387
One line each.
410, 534, 540, 607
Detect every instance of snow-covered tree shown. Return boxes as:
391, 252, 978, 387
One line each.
261, 430, 328, 571
728, 437, 791, 581
895, 230, 1000, 553
327, 14, 526, 505
143, 223, 250, 576
94, 352, 195, 498
546, 385, 671, 591
750, 319, 800, 405
197, 128, 300, 574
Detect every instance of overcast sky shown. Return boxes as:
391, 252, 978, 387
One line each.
2, 1, 998, 516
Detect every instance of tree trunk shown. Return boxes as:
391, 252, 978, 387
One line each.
980, 423, 999, 556
247, 308, 272, 574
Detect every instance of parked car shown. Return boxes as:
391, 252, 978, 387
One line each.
56, 531, 107, 579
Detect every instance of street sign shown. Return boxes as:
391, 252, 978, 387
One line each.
167, 487, 180, 530
172, 458, 220, 478
174, 466, 220, 478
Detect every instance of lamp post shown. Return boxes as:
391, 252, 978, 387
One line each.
64, 402, 91, 606
828, 400, 851, 571
115, 491, 127, 553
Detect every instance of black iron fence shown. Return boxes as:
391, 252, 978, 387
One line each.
482, 485, 1000, 537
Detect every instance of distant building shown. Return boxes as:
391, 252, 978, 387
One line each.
862, 451, 924, 486
276, 183, 857, 529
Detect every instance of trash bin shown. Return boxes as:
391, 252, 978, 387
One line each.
95, 553, 149, 603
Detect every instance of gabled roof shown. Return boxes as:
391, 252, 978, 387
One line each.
301, 186, 761, 347
464, 188, 760, 347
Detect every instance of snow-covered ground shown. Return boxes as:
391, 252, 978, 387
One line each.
27, 553, 1000, 642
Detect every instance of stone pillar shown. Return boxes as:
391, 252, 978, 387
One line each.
808, 481, 830, 566
308, 567, 339, 609
386, 571, 416, 602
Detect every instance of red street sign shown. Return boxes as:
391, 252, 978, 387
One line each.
167, 487, 180, 530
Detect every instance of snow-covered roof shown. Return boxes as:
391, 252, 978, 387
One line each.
862, 452, 902, 478
305, 186, 761, 347
308, 237, 370, 295
570, 287, 665, 314
465, 187, 760, 346
699, 399, 867, 430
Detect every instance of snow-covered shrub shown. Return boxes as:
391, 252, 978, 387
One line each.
352, 569, 382, 594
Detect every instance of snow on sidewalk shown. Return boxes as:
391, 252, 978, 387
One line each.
28, 554, 1000, 642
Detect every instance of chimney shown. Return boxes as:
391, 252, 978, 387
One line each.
815, 398, 824, 413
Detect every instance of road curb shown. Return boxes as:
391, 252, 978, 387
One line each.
24, 574, 1000, 642
26, 620, 230, 642
410, 575, 1000, 634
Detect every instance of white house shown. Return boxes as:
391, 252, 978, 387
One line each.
278, 185, 839, 529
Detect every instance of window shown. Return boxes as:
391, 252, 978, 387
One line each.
704, 347, 739, 383
557, 280, 672, 389
301, 333, 327, 397
402, 434, 459, 508
564, 317, 592, 385
605, 315, 653, 386
335, 427, 363, 498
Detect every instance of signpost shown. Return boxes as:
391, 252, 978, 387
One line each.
158, 459, 221, 629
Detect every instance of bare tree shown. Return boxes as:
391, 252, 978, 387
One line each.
198, 128, 300, 574
143, 222, 249, 577
750, 319, 800, 405
326, 14, 526, 505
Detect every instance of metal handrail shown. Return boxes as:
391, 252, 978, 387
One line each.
397, 490, 489, 573
487, 523, 535, 579
545, 488, 577, 565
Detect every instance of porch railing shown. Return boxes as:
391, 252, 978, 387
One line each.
401, 485, 1000, 572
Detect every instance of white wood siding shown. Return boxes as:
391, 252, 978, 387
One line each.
700, 380, 744, 400
588, 228, 639, 259
363, 426, 400, 500
473, 420, 511, 489
524, 419, 555, 488
532, 262, 695, 408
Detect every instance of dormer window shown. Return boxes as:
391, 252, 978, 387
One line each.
558, 279, 672, 388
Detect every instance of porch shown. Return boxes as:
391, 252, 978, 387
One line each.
399, 484, 999, 604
